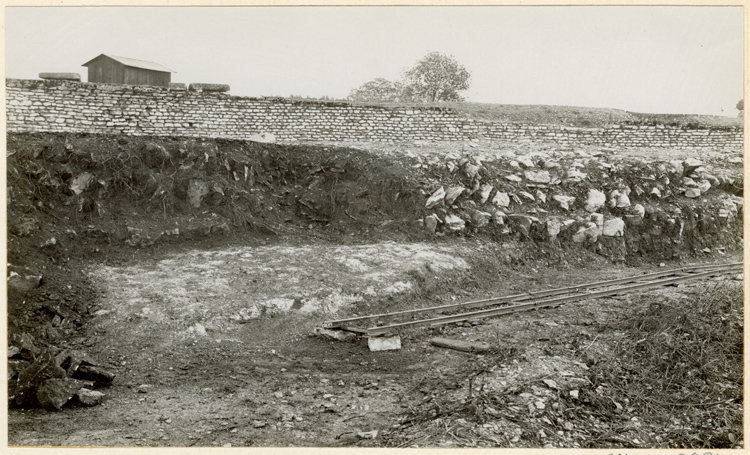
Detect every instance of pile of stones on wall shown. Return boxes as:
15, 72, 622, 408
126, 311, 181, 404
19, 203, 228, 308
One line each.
6, 79, 743, 151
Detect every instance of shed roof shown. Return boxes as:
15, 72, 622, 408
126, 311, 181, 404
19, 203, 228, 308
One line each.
82, 54, 176, 73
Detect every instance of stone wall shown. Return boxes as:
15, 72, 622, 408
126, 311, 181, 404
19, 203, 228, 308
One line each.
6, 78, 743, 150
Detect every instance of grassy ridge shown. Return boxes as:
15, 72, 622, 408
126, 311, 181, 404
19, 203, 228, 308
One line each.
340, 100, 743, 129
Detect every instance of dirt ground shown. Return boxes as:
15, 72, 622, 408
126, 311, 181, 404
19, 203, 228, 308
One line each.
7, 236, 743, 448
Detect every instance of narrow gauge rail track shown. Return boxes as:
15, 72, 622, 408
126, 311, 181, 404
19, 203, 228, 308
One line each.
323, 262, 742, 337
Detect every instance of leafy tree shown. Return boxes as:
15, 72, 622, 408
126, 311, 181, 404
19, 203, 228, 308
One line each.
402, 52, 471, 102
348, 78, 406, 102
736, 99, 744, 111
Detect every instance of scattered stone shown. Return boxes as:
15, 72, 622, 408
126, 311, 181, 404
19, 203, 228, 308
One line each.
684, 188, 701, 198
74, 388, 105, 407
253, 420, 267, 428
535, 190, 546, 203
7, 272, 42, 293
424, 215, 439, 233
425, 187, 446, 209
602, 218, 625, 237
70, 172, 95, 195
552, 195, 575, 211
565, 168, 588, 182
13, 350, 67, 407
505, 174, 522, 183
572, 222, 599, 243
37, 378, 93, 410
40, 237, 57, 248
314, 327, 358, 342
444, 215, 465, 232
248, 132, 276, 143
728, 156, 742, 164
542, 379, 558, 389
478, 184, 493, 204
368, 335, 401, 352
492, 210, 507, 225
518, 191, 535, 202
508, 215, 539, 237
683, 177, 698, 187
463, 163, 481, 179
192, 323, 207, 336
546, 218, 562, 240
492, 192, 510, 208
72, 365, 116, 387
633, 203, 645, 219
187, 179, 210, 208
518, 157, 535, 168
609, 190, 631, 208
650, 187, 662, 198
696, 179, 711, 193
569, 390, 579, 399
683, 158, 703, 174
55, 349, 97, 377
471, 210, 492, 228
357, 430, 379, 440
624, 214, 642, 226
524, 170, 551, 184
544, 159, 560, 169
590, 213, 604, 227
444, 186, 465, 205
584, 189, 606, 212
668, 160, 684, 175
136, 384, 152, 393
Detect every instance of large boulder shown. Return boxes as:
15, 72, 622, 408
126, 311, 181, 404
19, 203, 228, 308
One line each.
585, 189, 606, 212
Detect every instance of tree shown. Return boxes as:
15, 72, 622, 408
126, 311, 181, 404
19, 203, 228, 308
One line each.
348, 78, 406, 102
402, 52, 471, 102
736, 99, 744, 111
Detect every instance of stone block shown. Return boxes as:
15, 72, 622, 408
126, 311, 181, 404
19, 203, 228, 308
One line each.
368, 335, 401, 351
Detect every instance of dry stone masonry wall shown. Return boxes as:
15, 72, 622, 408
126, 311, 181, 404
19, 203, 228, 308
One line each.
6, 78, 743, 151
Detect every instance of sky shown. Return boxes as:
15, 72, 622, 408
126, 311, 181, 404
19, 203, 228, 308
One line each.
4, 6, 744, 117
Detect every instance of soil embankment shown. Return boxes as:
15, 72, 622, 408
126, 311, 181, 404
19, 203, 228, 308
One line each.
6, 132, 743, 448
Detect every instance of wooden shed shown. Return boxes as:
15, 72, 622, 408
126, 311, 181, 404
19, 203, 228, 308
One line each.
82, 54, 174, 87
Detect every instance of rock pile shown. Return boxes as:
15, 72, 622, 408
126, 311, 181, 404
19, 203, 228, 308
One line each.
420, 150, 742, 261
8, 337, 114, 410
